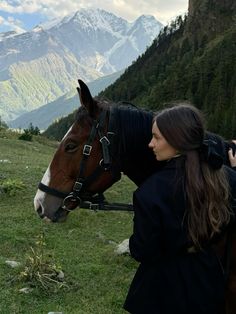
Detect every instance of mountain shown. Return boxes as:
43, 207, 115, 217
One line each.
44, 0, 236, 140
9, 70, 124, 130
0, 8, 162, 122
0, 30, 24, 41
99, 0, 236, 138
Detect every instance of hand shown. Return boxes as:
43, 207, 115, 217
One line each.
228, 140, 236, 168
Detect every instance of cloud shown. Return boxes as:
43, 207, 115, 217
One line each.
0, 14, 26, 32
0, 1, 41, 14
0, 0, 189, 24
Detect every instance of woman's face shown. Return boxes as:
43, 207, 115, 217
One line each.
148, 121, 177, 161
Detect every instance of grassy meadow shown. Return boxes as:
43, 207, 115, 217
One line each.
0, 129, 137, 314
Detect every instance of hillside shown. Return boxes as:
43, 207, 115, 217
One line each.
0, 128, 136, 313
43, 0, 235, 141
9, 70, 124, 130
99, 0, 236, 138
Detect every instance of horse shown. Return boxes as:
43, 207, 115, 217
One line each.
34, 79, 236, 313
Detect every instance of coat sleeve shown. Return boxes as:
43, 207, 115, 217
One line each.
226, 167, 236, 219
205, 132, 236, 167
230, 169, 236, 201
129, 191, 162, 264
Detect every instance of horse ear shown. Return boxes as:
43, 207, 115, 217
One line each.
77, 79, 98, 117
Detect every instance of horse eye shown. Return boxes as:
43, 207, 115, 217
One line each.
65, 143, 78, 153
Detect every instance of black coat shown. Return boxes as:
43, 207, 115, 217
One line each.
124, 157, 236, 314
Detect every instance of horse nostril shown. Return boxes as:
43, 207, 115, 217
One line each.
37, 206, 44, 218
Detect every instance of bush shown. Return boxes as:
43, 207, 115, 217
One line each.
0, 178, 25, 196
18, 129, 32, 141
18, 123, 40, 141
14, 234, 71, 294
28, 123, 40, 136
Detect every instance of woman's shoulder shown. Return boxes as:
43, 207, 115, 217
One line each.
135, 157, 185, 199
133, 158, 186, 220
137, 166, 176, 190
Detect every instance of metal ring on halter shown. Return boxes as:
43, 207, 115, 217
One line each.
63, 193, 82, 210
99, 159, 111, 171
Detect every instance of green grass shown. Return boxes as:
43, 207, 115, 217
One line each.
0, 130, 137, 314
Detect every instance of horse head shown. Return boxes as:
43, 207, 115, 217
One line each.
34, 80, 121, 222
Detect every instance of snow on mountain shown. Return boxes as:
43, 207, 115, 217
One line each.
0, 30, 25, 42
0, 8, 163, 123
31, 8, 162, 74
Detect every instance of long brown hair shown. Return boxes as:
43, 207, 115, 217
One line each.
155, 103, 231, 248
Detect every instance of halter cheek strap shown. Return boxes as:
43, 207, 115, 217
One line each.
61, 110, 113, 209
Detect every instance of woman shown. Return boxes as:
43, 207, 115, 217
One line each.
124, 104, 236, 314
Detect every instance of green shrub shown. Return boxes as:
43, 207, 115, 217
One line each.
28, 123, 40, 136
0, 178, 25, 196
18, 123, 41, 141
18, 129, 32, 141
15, 234, 71, 294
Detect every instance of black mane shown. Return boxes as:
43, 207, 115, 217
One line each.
113, 103, 153, 153
109, 103, 165, 185
75, 101, 233, 186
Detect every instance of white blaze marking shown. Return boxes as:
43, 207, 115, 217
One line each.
41, 166, 51, 185
62, 126, 72, 140
34, 125, 72, 213
34, 166, 51, 212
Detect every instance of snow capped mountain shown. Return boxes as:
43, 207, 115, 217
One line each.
0, 8, 163, 122
43, 8, 162, 74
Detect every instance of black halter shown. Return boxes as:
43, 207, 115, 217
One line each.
38, 108, 122, 221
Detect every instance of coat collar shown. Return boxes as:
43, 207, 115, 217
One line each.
162, 155, 186, 170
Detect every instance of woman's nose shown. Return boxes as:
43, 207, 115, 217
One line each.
148, 139, 153, 148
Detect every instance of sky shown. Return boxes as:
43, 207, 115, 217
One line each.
0, 0, 189, 33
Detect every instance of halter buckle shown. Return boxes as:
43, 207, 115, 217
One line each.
89, 202, 100, 211
83, 145, 92, 156
100, 136, 110, 145
74, 181, 83, 192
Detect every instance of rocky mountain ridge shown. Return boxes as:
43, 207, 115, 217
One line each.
0, 8, 162, 122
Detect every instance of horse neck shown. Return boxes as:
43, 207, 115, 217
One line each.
110, 105, 162, 186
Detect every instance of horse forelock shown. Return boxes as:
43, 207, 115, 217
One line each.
75, 106, 92, 124
75, 100, 113, 124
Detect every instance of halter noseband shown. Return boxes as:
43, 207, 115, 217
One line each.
38, 108, 121, 221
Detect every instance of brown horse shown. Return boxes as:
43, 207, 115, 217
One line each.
34, 79, 236, 313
